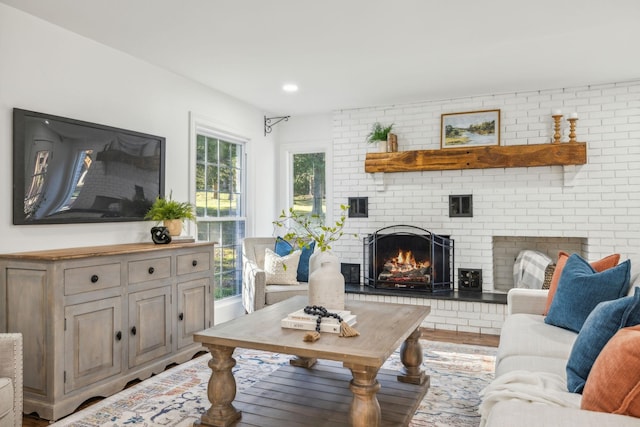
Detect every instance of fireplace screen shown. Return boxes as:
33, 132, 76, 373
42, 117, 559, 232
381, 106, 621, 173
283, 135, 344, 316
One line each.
363, 225, 454, 292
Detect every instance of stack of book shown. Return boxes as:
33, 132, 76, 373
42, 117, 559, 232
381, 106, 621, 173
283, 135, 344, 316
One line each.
281, 308, 357, 334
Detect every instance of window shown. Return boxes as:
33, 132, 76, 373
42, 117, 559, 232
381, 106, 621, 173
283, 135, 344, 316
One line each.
195, 132, 246, 301
291, 152, 326, 224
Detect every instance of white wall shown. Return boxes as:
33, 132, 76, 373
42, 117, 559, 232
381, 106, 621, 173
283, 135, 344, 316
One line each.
0, 4, 277, 252
329, 81, 640, 291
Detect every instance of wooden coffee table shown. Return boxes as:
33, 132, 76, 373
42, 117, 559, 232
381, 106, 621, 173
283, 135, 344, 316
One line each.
193, 296, 431, 427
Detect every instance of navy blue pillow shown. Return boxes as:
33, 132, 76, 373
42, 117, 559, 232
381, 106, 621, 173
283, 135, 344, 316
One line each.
566, 287, 640, 393
545, 254, 630, 333
274, 237, 315, 282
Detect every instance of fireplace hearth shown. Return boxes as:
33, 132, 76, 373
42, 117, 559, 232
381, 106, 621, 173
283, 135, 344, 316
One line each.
363, 225, 454, 292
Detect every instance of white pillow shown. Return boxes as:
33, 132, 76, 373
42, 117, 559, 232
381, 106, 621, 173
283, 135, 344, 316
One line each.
264, 248, 301, 285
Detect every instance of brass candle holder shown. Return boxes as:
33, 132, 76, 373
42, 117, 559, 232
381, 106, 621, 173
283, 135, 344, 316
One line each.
567, 118, 578, 143
552, 114, 563, 143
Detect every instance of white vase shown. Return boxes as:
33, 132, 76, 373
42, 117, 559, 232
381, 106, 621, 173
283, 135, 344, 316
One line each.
308, 261, 345, 310
309, 251, 340, 276
378, 140, 388, 152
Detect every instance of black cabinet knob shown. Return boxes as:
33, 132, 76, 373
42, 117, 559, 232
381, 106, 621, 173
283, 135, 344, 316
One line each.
91, 275, 99, 283
178, 313, 184, 321
115, 331, 122, 341
131, 326, 137, 336
192, 260, 198, 267
148, 267, 155, 274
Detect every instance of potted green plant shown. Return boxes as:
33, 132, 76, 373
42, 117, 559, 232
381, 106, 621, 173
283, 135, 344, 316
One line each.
145, 192, 195, 236
366, 122, 394, 152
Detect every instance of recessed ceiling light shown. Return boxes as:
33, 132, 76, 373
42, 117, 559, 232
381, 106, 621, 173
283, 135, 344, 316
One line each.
282, 83, 298, 93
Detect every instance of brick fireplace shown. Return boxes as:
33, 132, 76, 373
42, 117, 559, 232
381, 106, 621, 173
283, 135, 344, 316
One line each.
329, 81, 639, 296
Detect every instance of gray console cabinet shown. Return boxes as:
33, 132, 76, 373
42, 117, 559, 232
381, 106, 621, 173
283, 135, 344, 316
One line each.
0, 241, 214, 421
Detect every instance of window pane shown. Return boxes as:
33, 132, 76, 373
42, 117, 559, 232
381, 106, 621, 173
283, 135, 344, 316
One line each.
207, 138, 218, 163
196, 135, 206, 162
219, 167, 231, 193
219, 140, 238, 164
206, 165, 218, 191
292, 152, 325, 221
197, 220, 245, 300
195, 164, 205, 191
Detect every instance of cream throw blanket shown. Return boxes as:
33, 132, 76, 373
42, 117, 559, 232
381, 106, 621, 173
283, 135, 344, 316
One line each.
479, 370, 581, 427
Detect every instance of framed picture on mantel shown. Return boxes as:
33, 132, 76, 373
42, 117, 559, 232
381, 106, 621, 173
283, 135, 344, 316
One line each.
441, 109, 500, 149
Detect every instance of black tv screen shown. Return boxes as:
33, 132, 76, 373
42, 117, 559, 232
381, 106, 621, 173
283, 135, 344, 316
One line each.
13, 108, 165, 225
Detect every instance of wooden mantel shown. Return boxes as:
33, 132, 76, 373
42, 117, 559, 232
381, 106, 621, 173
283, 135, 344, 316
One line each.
364, 142, 587, 173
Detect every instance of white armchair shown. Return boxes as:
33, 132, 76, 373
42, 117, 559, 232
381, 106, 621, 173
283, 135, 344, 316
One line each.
0, 333, 22, 427
242, 237, 309, 313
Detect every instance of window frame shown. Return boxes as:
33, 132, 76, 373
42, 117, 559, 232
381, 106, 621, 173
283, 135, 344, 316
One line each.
278, 141, 334, 225
189, 113, 249, 303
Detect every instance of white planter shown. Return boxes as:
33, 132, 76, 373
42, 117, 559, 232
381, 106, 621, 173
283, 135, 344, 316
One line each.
309, 251, 340, 276
308, 261, 345, 310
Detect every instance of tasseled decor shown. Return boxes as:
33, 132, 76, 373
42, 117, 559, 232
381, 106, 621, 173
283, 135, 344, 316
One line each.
303, 331, 321, 342
339, 320, 360, 337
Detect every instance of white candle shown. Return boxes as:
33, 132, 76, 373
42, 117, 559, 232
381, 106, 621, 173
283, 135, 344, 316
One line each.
569, 112, 578, 119
552, 109, 562, 116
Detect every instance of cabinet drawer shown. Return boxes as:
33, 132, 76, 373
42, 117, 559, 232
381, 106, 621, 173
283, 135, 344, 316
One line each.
64, 263, 121, 295
177, 251, 211, 275
128, 257, 171, 284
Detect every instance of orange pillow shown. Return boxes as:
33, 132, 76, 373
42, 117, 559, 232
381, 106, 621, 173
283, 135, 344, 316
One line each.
581, 325, 640, 416
543, 252, 620, 315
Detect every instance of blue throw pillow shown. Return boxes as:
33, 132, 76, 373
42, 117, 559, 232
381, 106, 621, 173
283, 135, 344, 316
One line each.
566, 287, 640, 393
274, 237, 315, 282
545, 254, 630, 333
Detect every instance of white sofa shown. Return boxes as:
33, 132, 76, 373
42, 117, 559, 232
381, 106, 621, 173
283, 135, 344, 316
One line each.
241, 237, 309, 313
0, 333, 22, 427
482, 286, 640, 427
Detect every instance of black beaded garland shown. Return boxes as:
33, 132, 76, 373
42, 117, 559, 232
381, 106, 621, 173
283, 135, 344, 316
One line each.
304, 305, 343, 332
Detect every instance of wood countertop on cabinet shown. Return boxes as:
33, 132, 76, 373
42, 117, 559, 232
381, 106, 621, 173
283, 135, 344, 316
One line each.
0, 241, 214, 261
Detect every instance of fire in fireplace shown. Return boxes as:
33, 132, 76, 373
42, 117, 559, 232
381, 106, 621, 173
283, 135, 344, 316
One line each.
378, 250, 430, 282
363, 225, 454, 292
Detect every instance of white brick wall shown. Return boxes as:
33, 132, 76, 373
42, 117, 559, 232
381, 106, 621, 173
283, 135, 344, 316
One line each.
345, 292, 506, 335
331, 80, 640, 294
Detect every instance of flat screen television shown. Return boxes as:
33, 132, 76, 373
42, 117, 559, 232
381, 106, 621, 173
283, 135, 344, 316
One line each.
13, 108, 165, 225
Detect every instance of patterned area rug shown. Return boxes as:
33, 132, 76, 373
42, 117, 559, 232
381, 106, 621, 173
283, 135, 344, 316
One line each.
52, 340, 496, 427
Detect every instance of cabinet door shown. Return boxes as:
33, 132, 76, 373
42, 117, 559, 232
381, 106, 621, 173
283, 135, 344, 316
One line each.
176, 278, 211, 349
64, 297, 123, 393
128, 286, 172, 368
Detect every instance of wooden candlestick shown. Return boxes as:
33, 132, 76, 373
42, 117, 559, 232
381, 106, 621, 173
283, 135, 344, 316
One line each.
567, 118, 578, 143
552, 114, 563, 143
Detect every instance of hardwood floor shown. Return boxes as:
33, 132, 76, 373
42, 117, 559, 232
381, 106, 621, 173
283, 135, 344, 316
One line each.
421, 328, 500, 347
21, 329, 499, 427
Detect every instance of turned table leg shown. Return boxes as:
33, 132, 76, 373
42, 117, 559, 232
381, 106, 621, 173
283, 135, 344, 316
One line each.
397, 328, 429, 385
195, 345, 241, 427
345, 363, 381, 427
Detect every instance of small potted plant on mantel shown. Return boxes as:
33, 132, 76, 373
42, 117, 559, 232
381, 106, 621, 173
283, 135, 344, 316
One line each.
366, 122, 395, 152
145, 191, 195, 236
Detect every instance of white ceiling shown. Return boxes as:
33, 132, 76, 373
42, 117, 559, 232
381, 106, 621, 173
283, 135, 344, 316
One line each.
2, 0, 640, 116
